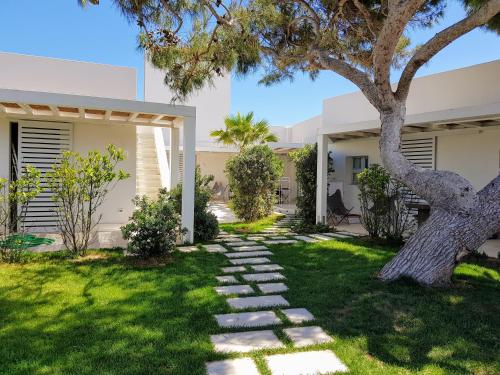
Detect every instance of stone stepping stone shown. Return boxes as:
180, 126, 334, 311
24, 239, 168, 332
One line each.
218, 230, 228, 235
210, 330, 285, 353
227, 295, 289, 310
231, 245, 268, 252
215, 310, 282, 328
219, 237, 243, 243
308, 234, 333, 241
206, 358, 259, 375
229, 257, 271, 265
265, 350, 348, 374
243, 272, 285, 282
221, 266, 247, 273
228, 241, 259, 247
214, 285, 255, 296
251, 264, 283, 272
281, 308, 315, 323
269, 236, 288, 240
178, 245, 199, 253
204, 244, 228, 253
257, 283, 288, 294
326, 233, 351, 239
247, 236, 266, 241
263, 239, 298, 245
216, 275, 238, 284
283, 326, 333, 347
225, 251, 273, 258
293, 235, 318, 243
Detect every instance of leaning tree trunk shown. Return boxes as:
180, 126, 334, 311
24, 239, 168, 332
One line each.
377, 102, 500, 286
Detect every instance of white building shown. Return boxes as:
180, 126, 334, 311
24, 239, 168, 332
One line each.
315, 60, 500, 231
0, 52, 197, 243
144, 60, 321, 205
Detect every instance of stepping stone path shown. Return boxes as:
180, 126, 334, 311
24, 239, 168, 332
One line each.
229, 257, 271, 265
225, 251, 273, 258
203, 215, 347, 373
257, 283, 288, 294
214, 285, 255, 296
178, 245, 199, 253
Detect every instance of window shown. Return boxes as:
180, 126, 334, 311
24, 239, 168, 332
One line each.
351, 156, 368, 184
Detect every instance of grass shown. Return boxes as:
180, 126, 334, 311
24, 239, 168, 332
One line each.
219, 213, 285, 234
0, 240, 499, 374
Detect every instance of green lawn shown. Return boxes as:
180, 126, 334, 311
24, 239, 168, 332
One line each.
219, 213, 285, 234
1, 240, 499, 374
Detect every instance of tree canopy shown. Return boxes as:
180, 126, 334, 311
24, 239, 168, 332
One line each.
81, 0, 499, 104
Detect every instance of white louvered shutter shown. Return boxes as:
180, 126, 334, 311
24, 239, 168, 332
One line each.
401, 136, 435, 211
18, 121, 73, 232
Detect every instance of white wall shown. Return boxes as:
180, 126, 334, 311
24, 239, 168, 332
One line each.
0, 52, 137, 100
73, 122, 137, 225
144, 59, 231, 146
330, 128, 500, 213
322, 60, 500, 133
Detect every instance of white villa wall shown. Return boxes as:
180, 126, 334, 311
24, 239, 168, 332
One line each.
0, 52, 136, 100
322, 60, 500, 133
0, 52, 139, 228
144, 60, 231, 146
73, 122, 137, 226
330, 128, 500, 213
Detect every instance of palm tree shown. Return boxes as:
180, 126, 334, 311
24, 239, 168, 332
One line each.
210, 112, 278, 150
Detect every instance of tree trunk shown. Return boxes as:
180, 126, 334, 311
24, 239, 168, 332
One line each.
377, 103, 500, 287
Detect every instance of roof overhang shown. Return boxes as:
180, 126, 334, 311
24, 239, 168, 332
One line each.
321, 101, 500, 141
0, 88, 195, 128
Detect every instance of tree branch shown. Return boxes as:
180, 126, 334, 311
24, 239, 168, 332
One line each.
316, 51, 382, 110
396, 0, 500, 101
372, 0, 426, 107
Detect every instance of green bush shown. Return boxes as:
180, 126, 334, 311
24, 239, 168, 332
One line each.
289, 144, 317, 225
226, 145, 283, 222
121, 194, 182, 258
169, 166, 219, 242
358, 164, 415, 243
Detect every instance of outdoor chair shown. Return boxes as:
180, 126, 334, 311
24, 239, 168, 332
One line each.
327, 189, 360, 226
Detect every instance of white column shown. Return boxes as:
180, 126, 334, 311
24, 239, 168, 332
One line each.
181, 116, 196, 243
316, 134, 328, 224
153, 127, 169, 189
169, 127, 180, 190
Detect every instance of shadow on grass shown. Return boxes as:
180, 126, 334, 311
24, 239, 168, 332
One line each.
0, 251, 229, 375
270, 239, 500, 375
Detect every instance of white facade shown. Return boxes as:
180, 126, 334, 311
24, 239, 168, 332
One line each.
0, 52, 197, 243
315, 60, 500, 220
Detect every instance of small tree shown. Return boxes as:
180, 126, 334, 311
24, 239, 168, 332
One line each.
226, 145, 283, 222
0, 166, 43, 262
121, 193, 182, 258
210, 112, 278, 150
47, 145, 129, 256
168, 166, 219, 242
290, 144, 317, 225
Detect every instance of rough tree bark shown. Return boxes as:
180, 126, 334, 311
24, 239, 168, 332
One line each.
377, 103, 500, 286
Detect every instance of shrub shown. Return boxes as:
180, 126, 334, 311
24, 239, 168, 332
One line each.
169, 166, 219, 242
0, 166, 44, 262
47, 145, 129, 256
358, 164, 415, 243
225, 145, 283, 222
289, 144, 317, 225
121, 194, 182, 258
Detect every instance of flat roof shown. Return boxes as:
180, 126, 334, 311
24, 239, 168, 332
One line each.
0, 88, 195, 127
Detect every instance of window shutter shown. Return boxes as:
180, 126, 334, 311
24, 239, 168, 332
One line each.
18, 121, 73, 232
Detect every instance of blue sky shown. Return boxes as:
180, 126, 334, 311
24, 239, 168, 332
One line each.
0, 0, 499, 125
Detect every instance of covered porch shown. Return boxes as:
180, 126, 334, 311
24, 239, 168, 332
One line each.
0, 88, 197, 243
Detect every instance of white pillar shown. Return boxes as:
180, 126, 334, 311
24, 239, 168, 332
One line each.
316, 134, 328, 224
169, 127, 180, 190
181, 116, 196, 243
